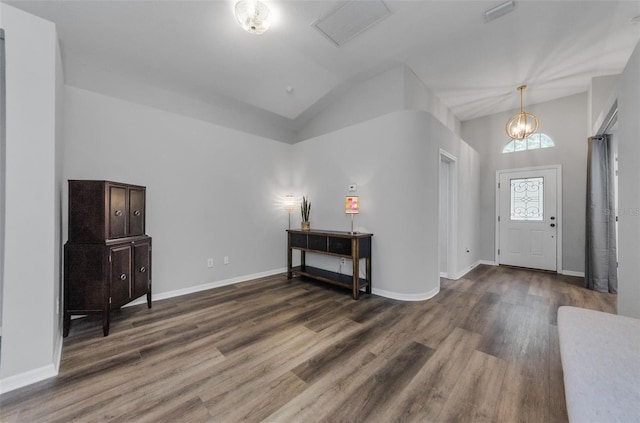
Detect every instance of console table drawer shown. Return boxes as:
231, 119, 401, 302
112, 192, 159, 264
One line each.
308, 235, 327, 251
329, 237, 351, 255
290, 233, 307, 248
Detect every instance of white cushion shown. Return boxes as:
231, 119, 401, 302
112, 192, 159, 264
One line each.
558, 306, 640, 423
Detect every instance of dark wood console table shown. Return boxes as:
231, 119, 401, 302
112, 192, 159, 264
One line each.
287, 229, 373, 299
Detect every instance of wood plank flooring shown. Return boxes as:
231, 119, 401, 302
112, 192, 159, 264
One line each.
0, 265, 616, 422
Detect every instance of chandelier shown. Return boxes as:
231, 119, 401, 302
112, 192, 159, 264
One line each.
234, 0, 272, 35
505, 85, 539, 140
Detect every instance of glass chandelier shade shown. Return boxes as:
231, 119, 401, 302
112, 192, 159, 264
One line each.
235, 0, 272, 35
505, 85, 539, 140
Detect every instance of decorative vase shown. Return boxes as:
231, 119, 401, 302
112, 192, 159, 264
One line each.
301, 221, 310, 231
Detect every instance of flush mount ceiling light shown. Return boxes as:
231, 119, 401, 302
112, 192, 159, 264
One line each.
235, 0, 272, 35
505, 85, 539, 140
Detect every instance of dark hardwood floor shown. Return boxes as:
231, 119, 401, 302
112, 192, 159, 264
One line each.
0, 265, 616, 422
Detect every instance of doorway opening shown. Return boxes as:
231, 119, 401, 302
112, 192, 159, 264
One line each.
439, 150, 457, 279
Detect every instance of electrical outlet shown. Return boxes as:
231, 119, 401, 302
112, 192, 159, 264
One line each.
207, 258, 214, 268
224, 256, 229, 265
341, 258, 346, 265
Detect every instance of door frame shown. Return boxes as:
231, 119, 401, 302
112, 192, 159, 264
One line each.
439, 149, 457, 279
495, 165, 563, 271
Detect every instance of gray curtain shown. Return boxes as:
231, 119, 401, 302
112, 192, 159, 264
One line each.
585, 135, 617, 293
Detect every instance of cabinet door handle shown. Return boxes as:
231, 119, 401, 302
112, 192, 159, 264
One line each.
140, 267, 146, 273
120, 273, 127, 280
114, 210, 123, 217
134, 210, 141, 216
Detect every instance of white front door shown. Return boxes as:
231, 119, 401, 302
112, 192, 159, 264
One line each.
498, 168, 558, 271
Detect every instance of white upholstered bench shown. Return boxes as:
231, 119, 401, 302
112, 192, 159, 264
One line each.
558, 306, 640, 423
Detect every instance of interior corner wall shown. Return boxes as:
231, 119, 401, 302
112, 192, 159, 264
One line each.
403, 67, 462, 138
0, 4, 60, 383
63, 86, 291, 298
617, 40, 640, 319
294, 67, 406, 142
588, 74, 620, 134
53, 35, 64, 360
291, 110, 480, 299
461, 93, 589, 273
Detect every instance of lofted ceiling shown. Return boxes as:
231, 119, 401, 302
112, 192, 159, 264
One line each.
5, 0, 640, 124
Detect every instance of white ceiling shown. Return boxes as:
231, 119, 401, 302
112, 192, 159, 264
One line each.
6, 0, 640, 123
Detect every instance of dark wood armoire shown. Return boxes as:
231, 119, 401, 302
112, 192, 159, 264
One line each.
64, 180, 152, 337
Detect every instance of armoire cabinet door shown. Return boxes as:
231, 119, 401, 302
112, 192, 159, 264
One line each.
129, 187, 145, 236
109, 185, 127, 239
133, 240, 150, 299
110, 244, 132, 308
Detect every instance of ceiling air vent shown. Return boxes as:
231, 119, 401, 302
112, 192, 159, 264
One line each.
312, 0, 391, 47
484, 0, 516, 23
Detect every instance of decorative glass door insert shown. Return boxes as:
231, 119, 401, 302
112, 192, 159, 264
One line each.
510, 177, 544, 221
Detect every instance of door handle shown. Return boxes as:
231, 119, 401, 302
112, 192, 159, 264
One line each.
550, 223, 556, 227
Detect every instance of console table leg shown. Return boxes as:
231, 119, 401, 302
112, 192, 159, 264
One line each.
366, 256, 372, 294
287, 238, 292, 279
352, 239, 359, 300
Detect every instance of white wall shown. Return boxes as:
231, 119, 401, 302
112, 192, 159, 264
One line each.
617, 41, 640, 319
64, 86, 292, 297
291, 110, 480, 299
588, 74, 619, 134
294, 66, 406, 142
0, 4, 62, 387
404, 67, 462, 137
461, 93, 589, 274
64, 56, 296, 144
0, 26, 5, 333
295, 65, 462, 142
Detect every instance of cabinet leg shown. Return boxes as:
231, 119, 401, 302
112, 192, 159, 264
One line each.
63, 312, 71, 337
102, 311, 110, 336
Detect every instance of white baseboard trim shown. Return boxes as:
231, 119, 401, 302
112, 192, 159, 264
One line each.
478, 260, 498, 266
0, 363, 58, 395
0, 328, 64, 395
452, 261, 482, 280
126, 267, 288, 307
439, 272, 448, 278
561, 270, 585, 277
372, 286, 440, 302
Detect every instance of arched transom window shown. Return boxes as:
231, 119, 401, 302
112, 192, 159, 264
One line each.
503, 133, 555, 153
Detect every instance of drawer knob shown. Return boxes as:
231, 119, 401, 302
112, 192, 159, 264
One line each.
114, 210, 123, 217
120, 273, 127, 280
140, 266, 146, 273
134, 210, 141, 216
